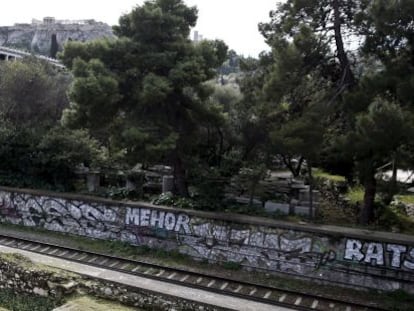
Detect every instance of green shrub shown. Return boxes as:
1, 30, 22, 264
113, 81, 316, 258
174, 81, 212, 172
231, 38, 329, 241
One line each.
313, 168, 346, 183
345, 186, 365, 204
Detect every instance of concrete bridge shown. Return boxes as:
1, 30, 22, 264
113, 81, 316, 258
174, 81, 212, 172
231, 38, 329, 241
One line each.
0, 46, 65, 69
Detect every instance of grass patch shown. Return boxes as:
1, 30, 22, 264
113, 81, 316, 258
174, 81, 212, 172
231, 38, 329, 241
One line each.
0, 288, 60, 311
395, 195, 414, 205
313, 168, 346, 183
221, 261, 242, 271
62, 296, 138, 311
345, 186, 364, 204
0, 253, 33, 267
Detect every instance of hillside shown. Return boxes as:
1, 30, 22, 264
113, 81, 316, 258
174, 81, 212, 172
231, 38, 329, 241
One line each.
0, 17, 114, 56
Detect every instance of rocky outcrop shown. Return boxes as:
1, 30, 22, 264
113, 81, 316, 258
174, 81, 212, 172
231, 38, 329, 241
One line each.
0, 20, 114, 56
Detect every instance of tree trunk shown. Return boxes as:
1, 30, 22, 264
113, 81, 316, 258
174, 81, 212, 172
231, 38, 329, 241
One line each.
361, 172, 376, 224
282, 155, 304, 178
307, 160, 314, 219
332, 0, 355, 88
173, 153, 189, 197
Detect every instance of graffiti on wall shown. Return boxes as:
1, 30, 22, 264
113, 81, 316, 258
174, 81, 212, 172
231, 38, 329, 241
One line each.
344, 239, 414, 270
125, 207, 191, 233
0, 189, 413, 285
124, 207, 337, 274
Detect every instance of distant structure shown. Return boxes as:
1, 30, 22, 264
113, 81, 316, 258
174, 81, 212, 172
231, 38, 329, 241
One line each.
31, 17, 100, 26
192, 30, 204, 43
0, 46, 65, 69
0, 17, 114, 57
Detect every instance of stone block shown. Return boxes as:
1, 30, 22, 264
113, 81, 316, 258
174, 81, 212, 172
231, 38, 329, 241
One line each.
298, 189, 319, 202
86, 173, 100, 192
162, 175, 174, 193
234, 196, 262, 206
264, 201, 289, 214
294, 205, 316, 217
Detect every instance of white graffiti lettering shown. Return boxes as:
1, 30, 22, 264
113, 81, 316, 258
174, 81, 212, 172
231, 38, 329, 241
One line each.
344, 239, 414, 270
387, 244, 407, 268
344, 239, 364, 262
125, 207, 191, 233
364, 243, 384, 265
403, 248, 414, 270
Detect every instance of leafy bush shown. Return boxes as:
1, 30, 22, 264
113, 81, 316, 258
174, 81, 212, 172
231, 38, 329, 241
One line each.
345, 186, 365, 204
152, 192, 196, 209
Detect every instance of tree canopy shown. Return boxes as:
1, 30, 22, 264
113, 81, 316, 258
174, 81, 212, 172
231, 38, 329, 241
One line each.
60, 0, 228, 196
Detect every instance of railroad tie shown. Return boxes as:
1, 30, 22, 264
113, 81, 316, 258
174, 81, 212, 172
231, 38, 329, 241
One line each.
144, 268, 153, 274
167, 272, 177, 279
207, 280, 216, 287
263, 291, 272, 299
234, 285, 243, 293
279, 294, 287, 302
109, 261, 119, 267
30, 245, 41, 251
87, 256, 98, 263
294, 297, 302, 305
58, 249, 69, 257
48, 248, 59, 255
156, 269, 165, 277
249, 288, 257, 295
311, 300, 319, 309
68, 252, 78, 259
180, 275, 189, 282
220, 282, 228, 290
19, 243, 30, 249
98, 258, 109, 265
77, 254, 88, 261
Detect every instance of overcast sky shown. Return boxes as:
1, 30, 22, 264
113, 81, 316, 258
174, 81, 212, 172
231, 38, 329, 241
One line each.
0, 0, 281, 57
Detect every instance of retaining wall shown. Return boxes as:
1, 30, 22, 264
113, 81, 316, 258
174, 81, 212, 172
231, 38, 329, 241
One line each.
0, 253, 222, 310
0, 186, 413, 293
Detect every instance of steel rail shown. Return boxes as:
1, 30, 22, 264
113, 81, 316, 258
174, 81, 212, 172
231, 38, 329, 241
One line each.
0, 233, 390, 311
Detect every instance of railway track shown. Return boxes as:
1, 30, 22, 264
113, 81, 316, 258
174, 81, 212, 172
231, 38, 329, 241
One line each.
0, 234, 387, 311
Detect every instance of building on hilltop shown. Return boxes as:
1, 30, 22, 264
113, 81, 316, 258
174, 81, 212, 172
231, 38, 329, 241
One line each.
43, 17, 56, 24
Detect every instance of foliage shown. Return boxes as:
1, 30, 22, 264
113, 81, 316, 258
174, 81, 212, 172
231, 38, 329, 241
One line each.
377, 204, 414, 235
60, 0, 228, 197
35, 127, 107, 189
395, 195, 414, 205
313, 168, 346, 183
345, 186, 366, 205
152, 192, 196, 209
0, 288, 60, 311
0, 57, 70, 127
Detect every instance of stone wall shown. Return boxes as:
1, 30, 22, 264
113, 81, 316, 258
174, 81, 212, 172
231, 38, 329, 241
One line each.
0, 186, 413, 293
0, 253, 223, 310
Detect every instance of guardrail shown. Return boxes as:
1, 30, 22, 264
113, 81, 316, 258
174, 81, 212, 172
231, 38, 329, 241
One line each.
0, 46, 65, 68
